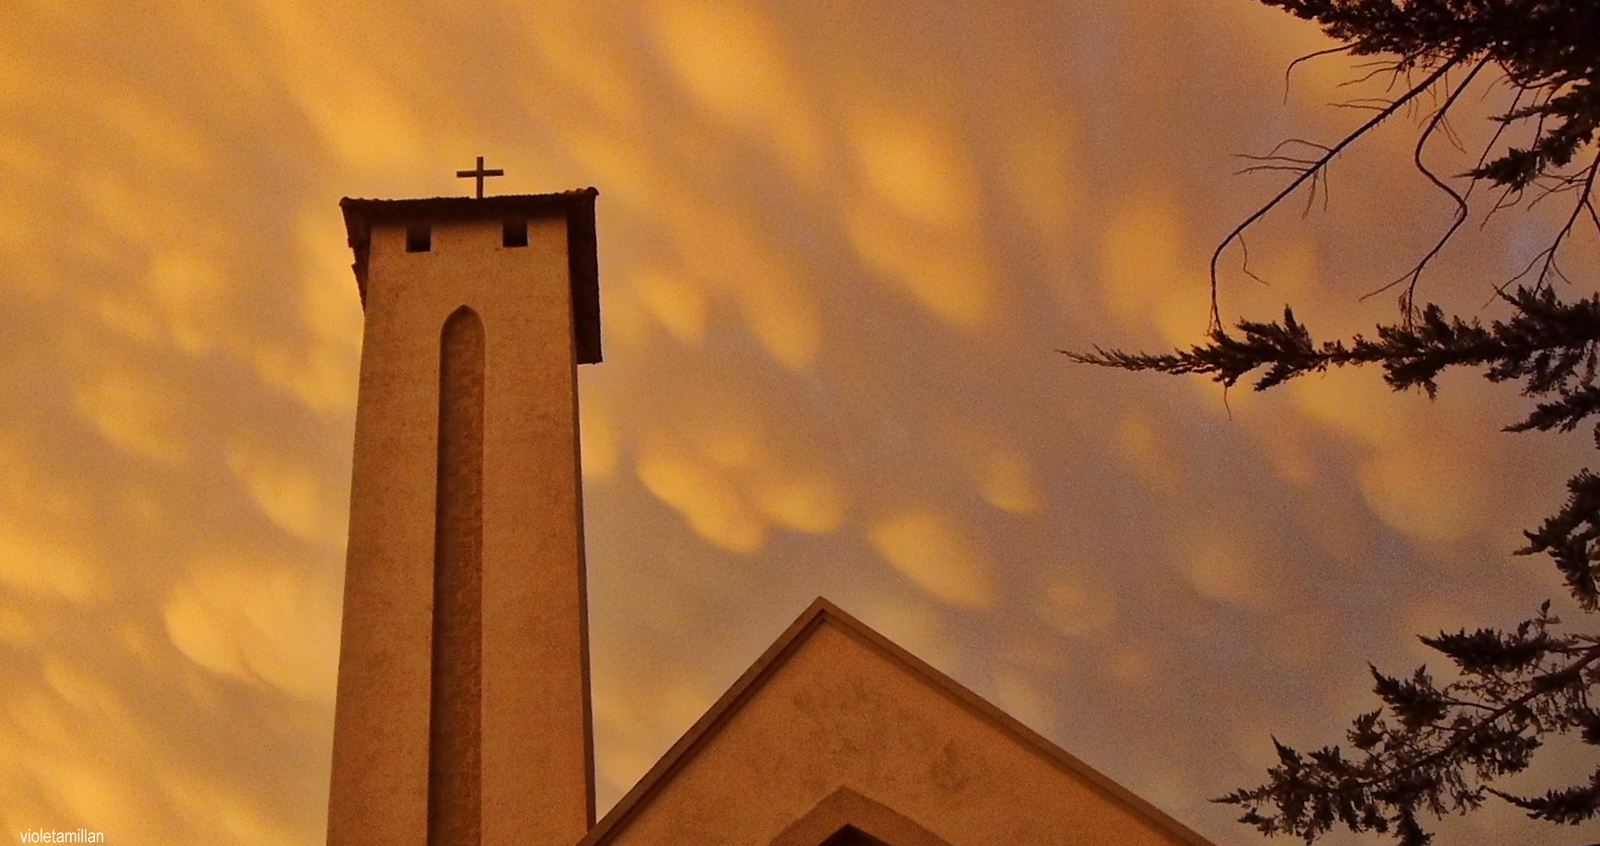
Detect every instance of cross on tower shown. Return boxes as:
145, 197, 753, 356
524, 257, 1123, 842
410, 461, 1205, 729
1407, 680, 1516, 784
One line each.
456, 156, 505, 199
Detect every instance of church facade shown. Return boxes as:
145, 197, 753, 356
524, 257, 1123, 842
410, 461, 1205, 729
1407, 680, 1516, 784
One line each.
326, 185, 1219, 846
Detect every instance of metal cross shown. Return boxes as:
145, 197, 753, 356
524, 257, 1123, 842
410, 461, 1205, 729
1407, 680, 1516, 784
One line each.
456, 156, 504, 199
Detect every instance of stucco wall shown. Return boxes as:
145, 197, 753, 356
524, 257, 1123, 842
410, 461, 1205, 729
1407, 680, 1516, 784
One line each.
594, 615, 1207, 846
328, 213, 593, 846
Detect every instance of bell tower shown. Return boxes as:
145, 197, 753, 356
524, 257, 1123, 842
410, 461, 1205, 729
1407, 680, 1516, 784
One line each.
327, 180, 601, 846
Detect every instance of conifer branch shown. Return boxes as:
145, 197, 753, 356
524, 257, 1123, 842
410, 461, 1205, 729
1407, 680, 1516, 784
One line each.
1069, 3, 1600, 841
1210, 56, 1464, 329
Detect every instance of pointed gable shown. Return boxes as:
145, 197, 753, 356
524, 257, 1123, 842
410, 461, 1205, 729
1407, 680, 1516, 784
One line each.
583, 598, 1217, 846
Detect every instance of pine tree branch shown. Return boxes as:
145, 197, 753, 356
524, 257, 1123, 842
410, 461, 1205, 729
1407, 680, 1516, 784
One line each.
1065, 287, 1600, 401
1354, 644, 1600, 791
1209, 56, 1466, 328
1362, 58, 1489, 314
1073, 3, 1600, 842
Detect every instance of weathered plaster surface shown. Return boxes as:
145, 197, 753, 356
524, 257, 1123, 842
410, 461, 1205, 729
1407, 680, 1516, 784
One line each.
328, 208, 593, 846
586, 601, 1217, 846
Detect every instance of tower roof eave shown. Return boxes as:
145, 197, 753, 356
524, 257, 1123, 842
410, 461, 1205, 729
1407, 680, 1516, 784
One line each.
338, 188, 602, 364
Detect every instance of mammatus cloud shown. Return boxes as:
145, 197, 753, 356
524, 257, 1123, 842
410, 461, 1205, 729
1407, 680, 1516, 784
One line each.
1096, 190, 1211, 348
846, 107, 996, 329
1291, 370, 1488, 543
0, 439, 108, 602
1036, 569, 1116, 638
636, 422, 849, 553
227, 445, 344, 546
163, 557, 340, 702
2, 1, 1591, 844
71, 364, 192, 466
652, 0, 824, 183
869, 510, 999, 608
0, 520, 104, 603
962, 442, 1044, 515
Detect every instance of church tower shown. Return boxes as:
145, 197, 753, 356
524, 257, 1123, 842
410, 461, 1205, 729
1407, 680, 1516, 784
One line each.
321, 173, 1223, 846
327, 178, 601, 846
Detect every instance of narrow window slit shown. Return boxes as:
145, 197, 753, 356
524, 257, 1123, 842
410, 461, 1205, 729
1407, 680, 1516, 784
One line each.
429, 306, 483, 846
502, 219, 528, 248
407, 225, 432, 253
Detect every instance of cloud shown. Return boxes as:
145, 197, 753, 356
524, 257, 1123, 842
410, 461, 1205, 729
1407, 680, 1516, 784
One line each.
868, 510, 999, 608
651, 0, 822, 180
992, 671, 1056, 736
0, 520, 104, 602
590, 672, 713, 809
0, 603, 36, 646
164, 771, 302, 846
580, 398, 621, 482
70, 363, 190, 465
0, 438, 106, 601
633, 411, 847, 552
40, 659, 126, 723
249, 0, 427, 174
746, 466, 847, 534
1114, 410, 1187, 492
226, 444, 343, 545
162, 556, 340, 703
1290, 369, 1486, 542
636, 437, 767, 553
1036, 570, 1117, 638
1176, 523, 1271, 609
660, 197, 822, 370
1096, 190, 1211, 347
977, 449, 1043, 515
852, 593, 966, 676
938, 424, 1045, 515
995, 102, 1081, 247
521, 0, 645, 127
633, 266, 709, 343
845, 106, 995, 328
1106, 645, 1155, 687
6, 2, 1583, 845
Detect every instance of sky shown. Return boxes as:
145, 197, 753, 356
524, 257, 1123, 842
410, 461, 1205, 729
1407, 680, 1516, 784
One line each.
3, 1, 1599, 844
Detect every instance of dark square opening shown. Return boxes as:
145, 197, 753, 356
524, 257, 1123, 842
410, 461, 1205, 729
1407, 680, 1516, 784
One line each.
502, 219, 528, 248
819, 826, 891, 846
406, 225, 432, 253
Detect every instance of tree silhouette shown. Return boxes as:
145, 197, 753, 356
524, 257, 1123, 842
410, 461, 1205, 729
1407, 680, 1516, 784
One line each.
1069, 2, 1599, 844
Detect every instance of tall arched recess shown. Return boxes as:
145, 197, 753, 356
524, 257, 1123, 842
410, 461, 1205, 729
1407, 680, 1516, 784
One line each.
430, 304, 485, 846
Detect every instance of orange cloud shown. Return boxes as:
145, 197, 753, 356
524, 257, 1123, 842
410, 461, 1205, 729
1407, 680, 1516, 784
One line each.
1290, 369, 1486, 542
846, 107, 995, 328
636, 436, 767, 553
1036, 570, 1117, 638
1096, 190, 1211, 347
1115, 410, 1187, 492
163, 556, 341, 702
651, 0, 823, 181
868, 510, 999, 608
0, 519, 105, 602
634, 418, 848, 553
70, 364, 190, 465
1177, 524, 1272, 609
227, 444, 343, 545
